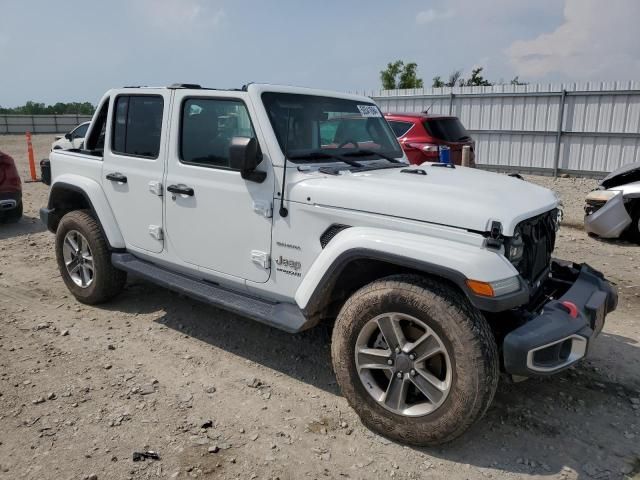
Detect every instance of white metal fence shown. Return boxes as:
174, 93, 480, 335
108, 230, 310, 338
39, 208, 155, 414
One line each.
371, 81, 640, 177
0, 114, 93, 134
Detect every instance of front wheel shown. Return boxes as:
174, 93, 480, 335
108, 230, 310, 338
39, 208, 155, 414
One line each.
331, 274, 499, 445
55, 210, 126, 304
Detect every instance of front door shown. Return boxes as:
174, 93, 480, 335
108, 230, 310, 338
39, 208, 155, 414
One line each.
164, 92, 274, 283
102, 90, 170, 253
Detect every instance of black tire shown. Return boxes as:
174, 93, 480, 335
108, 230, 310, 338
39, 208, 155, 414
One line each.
0, 201, 22, 223
331, 274, 499, 446
55, 210, 126, 304
627, 201, 640, 243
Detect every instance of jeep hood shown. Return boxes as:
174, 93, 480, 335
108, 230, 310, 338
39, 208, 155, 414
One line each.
290, 165, 558, 236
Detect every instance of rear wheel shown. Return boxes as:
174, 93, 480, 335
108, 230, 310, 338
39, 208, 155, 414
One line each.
331, 274, 498, 445
55, 210, 126, 304
0, 201, 22, 223
627, 201, 640, 243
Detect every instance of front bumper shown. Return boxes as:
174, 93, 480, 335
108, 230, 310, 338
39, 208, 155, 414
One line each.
584, 192, 631, 238
503, 261, 617, 376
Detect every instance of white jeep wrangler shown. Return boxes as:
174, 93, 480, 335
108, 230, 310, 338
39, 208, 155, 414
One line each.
40, 83, 617, 445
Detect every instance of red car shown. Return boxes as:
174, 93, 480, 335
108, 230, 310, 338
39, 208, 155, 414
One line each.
384, 112, 476, 166
0, 150, 22, 223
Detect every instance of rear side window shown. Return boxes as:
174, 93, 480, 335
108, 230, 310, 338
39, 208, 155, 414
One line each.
111, 95, 164, 158
180, 98, 255, 169
387, 120, 413, 138
73, 123, 89, 138
423, 118, 470, 142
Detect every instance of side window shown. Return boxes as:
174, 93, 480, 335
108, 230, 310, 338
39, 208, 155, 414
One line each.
388, 120, 414, 138
73, 123, 89, 138
85, 100, 109, 153
180, 98, 255, 169
111, 95, 164, 159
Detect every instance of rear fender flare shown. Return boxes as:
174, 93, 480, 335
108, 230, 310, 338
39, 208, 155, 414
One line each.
48, 175, 125, 249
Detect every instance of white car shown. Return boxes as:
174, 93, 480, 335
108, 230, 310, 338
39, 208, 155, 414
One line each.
584, 161, 640, 242
39, 83, 617, 446
51, 121, 90, 151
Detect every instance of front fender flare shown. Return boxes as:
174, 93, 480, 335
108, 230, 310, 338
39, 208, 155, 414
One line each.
48, 175, 125, 249
295, 227, 526, 314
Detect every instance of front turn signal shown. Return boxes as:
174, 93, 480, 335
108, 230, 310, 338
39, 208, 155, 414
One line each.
466, 276, 521, 297
466, 280, 495, 297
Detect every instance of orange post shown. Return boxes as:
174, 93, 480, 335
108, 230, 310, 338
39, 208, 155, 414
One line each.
26, 131, 38, 182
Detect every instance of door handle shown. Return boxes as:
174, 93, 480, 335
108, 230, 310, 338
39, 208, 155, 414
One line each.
167, 184, 194, 196
106, 172, 128, 183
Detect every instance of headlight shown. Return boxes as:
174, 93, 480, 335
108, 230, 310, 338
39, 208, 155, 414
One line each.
555, 207, 563, 229
507, 228, 524, 265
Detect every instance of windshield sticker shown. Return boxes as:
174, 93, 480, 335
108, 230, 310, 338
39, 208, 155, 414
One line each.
357, 105, 382, 118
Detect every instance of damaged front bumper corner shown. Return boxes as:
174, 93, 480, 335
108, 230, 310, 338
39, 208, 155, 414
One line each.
584, 190, 631, 238
503, 261, 617, 377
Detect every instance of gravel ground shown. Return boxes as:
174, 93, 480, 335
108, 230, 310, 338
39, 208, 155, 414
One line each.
1, 135, 639, 480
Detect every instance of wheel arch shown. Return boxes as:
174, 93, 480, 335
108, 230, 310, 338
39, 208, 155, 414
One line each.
300, 249, 471, 320
45, 177, 125, 249
295, 227, 525, 320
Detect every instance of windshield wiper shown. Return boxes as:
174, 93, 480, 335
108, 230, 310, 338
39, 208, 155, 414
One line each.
341, 149, 402, 164
288, 151, 363, 168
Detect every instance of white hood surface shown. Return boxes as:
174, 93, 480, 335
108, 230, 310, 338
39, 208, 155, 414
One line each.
290, 165, 558, 236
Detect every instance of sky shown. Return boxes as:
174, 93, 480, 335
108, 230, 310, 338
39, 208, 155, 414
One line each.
1, 0, 639, 107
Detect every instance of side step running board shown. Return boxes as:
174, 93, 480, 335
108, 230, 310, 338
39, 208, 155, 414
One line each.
111, 253, 312, 333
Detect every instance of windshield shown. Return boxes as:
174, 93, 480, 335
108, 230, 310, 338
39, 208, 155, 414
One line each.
262, 92, 403, 162
423, 117, 470, 142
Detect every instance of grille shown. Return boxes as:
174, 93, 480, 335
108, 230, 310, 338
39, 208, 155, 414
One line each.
511, 209, 557, 284
320, 224, 350, 248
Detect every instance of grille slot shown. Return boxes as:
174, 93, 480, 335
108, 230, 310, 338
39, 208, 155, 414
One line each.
320, 224, 350, 248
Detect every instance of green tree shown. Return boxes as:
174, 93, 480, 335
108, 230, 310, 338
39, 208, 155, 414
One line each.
430, 67, 527, 88
462, 67, 492, 87
446, 70, 463, 87
380, 60, 424, 90
0, 101, 95, 115
398, 62, 423, 89
380, 60, 404, 90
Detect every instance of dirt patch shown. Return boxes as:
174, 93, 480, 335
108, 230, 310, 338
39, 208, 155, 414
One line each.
1, 135, 639, 480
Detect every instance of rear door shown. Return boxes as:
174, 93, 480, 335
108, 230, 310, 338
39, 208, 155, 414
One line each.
102, 90, 171, 253
164, 91, 274, 282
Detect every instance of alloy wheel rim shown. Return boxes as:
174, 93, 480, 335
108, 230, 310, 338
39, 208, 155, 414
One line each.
62, 230, 95, 288
355, 312, 452, 417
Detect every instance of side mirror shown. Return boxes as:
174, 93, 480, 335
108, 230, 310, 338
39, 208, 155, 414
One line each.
64, 132, 73, 140
229, 136, 265, 183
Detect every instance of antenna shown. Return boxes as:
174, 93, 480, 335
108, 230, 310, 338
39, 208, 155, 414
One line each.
423, 100, 435, 115
278, 108, 292, 218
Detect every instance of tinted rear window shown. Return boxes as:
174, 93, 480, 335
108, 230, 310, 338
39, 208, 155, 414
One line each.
387, 120, 414, 138
423, 118, 470, 142
112, 95, 164, 158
